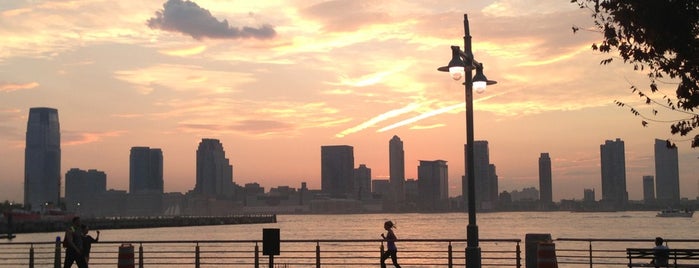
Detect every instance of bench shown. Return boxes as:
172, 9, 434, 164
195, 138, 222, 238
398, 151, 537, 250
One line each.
627, 248, 699, 268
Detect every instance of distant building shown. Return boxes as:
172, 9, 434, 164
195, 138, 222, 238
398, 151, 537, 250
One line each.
583, 188, 596, 202
129, 147, 163, 194
654, 139, 680, 206
388, 135, 406, 207
465, 141, 498, 210
321, 145, 354, 198
194, 139, 233, 199
418, 160, 449, 211
539, 153, 553, 204
24, 107, 61, 211
372, 179, 390, 197
509, 187, 539, 201
353, 164, 371, 200
404, 178, 418, 204
642, 175, 655, 204
600, 138, 628, 208
65, 168, 106, 214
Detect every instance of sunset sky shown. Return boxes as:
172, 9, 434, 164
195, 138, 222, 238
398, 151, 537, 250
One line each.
1, 0, 697, 203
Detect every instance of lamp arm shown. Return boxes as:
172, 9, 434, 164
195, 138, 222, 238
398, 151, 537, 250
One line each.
454, 49, 481, 69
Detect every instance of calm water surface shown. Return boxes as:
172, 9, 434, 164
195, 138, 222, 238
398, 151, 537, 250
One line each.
9, 211, 698, 242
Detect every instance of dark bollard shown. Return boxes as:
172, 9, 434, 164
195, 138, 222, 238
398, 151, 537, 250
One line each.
525, 233, 552, 268
54, 236, 61, 268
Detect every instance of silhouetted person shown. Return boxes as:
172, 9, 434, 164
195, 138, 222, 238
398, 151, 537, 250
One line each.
63, 217, 87, 268
380, 220, 401, 268
81, 224, 99, 264
651, 237, 669, 268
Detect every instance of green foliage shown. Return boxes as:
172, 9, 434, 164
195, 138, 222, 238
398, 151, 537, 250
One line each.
572, 0, 699, 147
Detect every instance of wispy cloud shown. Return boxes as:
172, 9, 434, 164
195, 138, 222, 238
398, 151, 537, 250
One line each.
0, 81, 39, 92
336, 103, 421, 137
159, 45, 207, 56
62, 130, 127, 146
147, 0, 276, 40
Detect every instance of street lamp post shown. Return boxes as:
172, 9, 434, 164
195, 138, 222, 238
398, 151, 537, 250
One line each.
438, 13, 496, 268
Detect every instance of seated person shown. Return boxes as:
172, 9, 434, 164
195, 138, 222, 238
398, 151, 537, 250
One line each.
651, 237, 669, 268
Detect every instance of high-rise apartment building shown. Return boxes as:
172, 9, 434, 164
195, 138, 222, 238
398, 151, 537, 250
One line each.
24, 107, 61, 211
466, 140, 498, 210
129, 147, 164, 194
642, 175, 655, 204
353, 164, 371, 200
388, 135, 406, 208
65, 168, 106, 213
654, 139, 680, 206
539, 153, 553, 204
417, 160, 449, 211
583, 188, 595, 202
321, 145, 354, 198
195, 139, 233, 198
600, 138, 628, 208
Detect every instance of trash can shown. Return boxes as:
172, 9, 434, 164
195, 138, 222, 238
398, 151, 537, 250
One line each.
525, 233, 552, 268
536, 241, 558, 268
118, 243, 135, 268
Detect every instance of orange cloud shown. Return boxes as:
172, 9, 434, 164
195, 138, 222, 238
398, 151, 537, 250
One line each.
62, 130, 127, 146
0, 82, 39, 92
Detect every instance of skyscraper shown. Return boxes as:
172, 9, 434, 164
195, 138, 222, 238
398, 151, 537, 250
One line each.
539, 153, 553, 204
417, 160, 448, 211
353, 164, 371, 200
65, 168, 106, 213
600, 138, 628, 208
24, 107, 61, 211
388, 135, 406, 207
466, 140, 497, 210
129, 147, 163, 194
654, 139, 680, 206
642, 175, 655, 204
195, 139, 233, 198
321, 145, 354, 198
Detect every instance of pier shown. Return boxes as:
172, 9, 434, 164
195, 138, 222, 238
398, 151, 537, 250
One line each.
0, 214, 276, 234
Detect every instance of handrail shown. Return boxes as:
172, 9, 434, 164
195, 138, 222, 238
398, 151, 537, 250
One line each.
0, 238, 522, 267
6, 237, 698, 267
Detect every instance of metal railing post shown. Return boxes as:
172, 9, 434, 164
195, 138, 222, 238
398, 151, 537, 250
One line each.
316, 241, 321, 268
54, 236, 61, 268
139, 243, 144, 268
380, 242, 385, 266
254, 242, 259, 268
588, 241, 593, 268
29, 244, 34, 268
195, 242, 200, 268
448, 242, 453, 268
516, 242, 521, 268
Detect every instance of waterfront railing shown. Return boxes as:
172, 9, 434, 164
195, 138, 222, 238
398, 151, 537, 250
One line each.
0, 238, 521, 267
3, 237, 699, 267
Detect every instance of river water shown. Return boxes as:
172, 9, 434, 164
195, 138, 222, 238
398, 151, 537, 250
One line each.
8, 211, 698, 242
5, 211, 698, 267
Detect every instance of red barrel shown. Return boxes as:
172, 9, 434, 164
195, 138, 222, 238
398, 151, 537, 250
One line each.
537, 242, 558, 268
118, 243, 135, 268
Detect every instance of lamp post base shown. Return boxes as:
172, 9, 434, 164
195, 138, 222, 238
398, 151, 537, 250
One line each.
466, 223, 480, 267
465, 246, 482, 268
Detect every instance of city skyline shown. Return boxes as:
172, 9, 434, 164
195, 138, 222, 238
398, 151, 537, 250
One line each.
1, 0, 698, 203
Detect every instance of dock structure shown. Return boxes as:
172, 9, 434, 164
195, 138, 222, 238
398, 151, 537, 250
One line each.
0, 214, 276, 234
